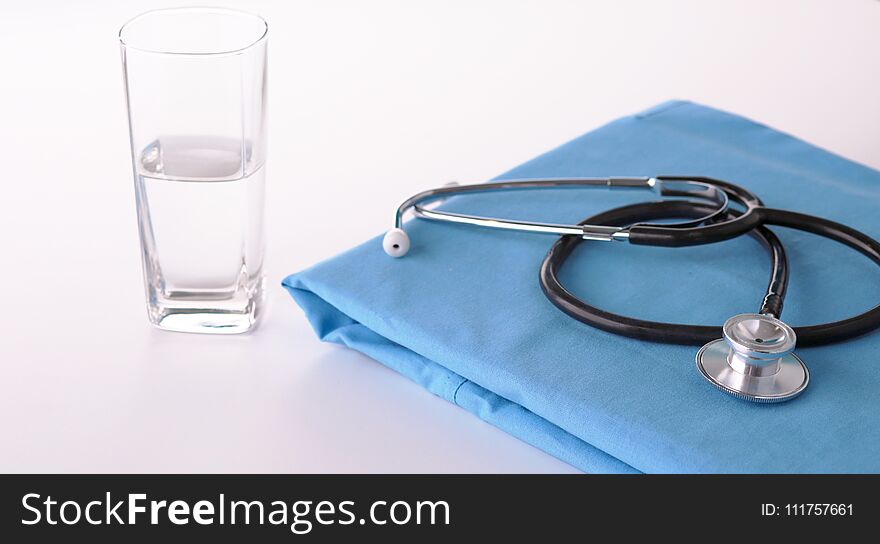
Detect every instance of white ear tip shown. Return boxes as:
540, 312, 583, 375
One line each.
383, 228, 410, 257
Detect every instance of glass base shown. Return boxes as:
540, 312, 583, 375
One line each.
146, 280, 263, 335
153, 309, 258, 334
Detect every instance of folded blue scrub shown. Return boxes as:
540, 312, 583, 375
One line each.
283, 100, 880, 473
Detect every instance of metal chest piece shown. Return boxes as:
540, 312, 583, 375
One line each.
696, 313, 809, 403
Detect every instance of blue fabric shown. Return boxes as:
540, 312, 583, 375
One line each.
283, 100, 880, 473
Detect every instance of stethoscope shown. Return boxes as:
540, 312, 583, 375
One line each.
384, 176, 880, 403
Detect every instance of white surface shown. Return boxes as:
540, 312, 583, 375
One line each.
1, 0, 878, 473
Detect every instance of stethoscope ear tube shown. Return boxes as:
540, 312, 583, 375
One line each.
386, 176, 738, 256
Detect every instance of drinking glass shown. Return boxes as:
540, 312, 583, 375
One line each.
119, 8, 268, 334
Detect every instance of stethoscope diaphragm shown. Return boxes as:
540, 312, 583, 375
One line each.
696, 313, 809, 403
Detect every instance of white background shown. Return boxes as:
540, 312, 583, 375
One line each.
1, 0, 878, 472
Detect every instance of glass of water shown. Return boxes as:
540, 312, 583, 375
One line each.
119, 8, 268, 334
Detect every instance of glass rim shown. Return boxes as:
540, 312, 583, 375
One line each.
118, 7, 268, 57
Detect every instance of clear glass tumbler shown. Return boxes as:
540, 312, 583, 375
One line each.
120, 8, 268, 334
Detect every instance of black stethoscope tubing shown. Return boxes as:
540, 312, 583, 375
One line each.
540, 192, 880, 346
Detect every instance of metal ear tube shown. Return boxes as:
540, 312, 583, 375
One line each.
383, 177, 731, 257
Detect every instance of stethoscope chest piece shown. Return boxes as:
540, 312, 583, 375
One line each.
696, 313, 809, 403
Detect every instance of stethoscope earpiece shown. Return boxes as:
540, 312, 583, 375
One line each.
382, 181, 457, 257
696, 313, 809, 403
383, 228, 411, 258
